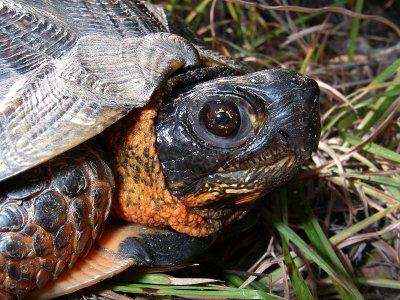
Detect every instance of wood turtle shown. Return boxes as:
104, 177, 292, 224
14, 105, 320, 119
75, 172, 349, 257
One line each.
0, 0, 321, 299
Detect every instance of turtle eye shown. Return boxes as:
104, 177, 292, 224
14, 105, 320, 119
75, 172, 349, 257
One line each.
192, 94, 261, 149
200, 102, 240, 136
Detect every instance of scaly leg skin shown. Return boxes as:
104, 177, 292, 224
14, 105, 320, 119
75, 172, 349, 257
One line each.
0, 145, 114, 299
26, 222, 214, 300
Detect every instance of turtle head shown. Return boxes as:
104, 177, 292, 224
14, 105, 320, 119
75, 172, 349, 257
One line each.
110, 68, 319, 236
156, 69, 320, 207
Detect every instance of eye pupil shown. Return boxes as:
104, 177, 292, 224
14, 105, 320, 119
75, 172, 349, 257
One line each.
200, 102, 240, 137
216, 111, 231, 126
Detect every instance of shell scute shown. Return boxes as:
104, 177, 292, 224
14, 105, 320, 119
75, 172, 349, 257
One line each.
3, 270, 31, 295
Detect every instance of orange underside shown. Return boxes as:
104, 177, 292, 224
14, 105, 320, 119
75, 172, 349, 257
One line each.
108, 100, 223, 237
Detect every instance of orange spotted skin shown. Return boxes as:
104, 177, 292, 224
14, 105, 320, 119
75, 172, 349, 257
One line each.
108, 99, 247, 237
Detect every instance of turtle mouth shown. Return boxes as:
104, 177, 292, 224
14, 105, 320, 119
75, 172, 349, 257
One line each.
219, 143, 315, 176
219, 152, 297, 174
179, 149, 309, 208
210, 153, 300, 195
218, 154, 300, 205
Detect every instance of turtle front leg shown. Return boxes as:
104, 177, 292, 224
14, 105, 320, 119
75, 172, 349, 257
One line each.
0, 146, 114, 299
26, 222, 215, 300
26, 210, 258, 300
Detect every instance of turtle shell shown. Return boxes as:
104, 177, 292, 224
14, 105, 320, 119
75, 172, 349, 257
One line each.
0, 0, 242, 181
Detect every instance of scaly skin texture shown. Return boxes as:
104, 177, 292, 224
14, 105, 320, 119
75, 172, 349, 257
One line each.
108, 99, 248, 237
0, 147, 114, 299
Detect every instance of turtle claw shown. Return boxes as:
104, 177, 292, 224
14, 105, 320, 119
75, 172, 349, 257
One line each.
118, 238, 154, 266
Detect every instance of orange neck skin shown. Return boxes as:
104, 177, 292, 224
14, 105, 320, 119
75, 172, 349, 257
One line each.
108, 99, 248, 237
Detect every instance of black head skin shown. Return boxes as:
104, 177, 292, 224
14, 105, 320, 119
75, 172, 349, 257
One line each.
156, 69, 320, 208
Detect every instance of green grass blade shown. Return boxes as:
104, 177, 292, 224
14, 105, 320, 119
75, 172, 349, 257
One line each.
184, 0, 211, 24
226, 2, 239, 22
358, 94, 399, 135
261, 204, 400, 287
348, 0, 364, 61
292, 188, 358, 300
350, 58, 400, 103
368, 59, 400, 87
272, 189, 315, 299
262, 208, 364, 299
330, 203, 400, 245
114, 272, 219, 285
109, 283, 280, 299
342, 133, 400, 163
356, 277, 400, 289
348, 175, 400, 188
281, 236, 314, 300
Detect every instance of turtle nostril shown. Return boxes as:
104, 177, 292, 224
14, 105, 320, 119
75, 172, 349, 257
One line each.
278, 129, 289, 140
